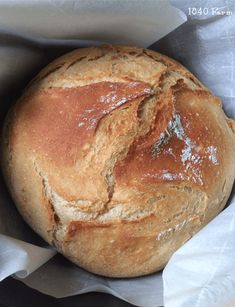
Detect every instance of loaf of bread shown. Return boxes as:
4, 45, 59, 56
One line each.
1, 45, 235, 277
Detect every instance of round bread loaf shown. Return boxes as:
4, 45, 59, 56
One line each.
1, 45, 235, 277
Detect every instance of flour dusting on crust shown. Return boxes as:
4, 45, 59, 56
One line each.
152, 112, 219, 186
206, 145, 219, 165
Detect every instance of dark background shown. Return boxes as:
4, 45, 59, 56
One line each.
0, 277, 134, 307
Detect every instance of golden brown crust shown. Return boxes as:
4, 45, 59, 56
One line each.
226, 118, 235, 134
15, 81, 152, 166
114, 86, 228, 192
1, 45, 235, 277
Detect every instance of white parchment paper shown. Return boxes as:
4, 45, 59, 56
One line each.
0, 1, 234, 307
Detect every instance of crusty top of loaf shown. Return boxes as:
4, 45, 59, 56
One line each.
3, 45, 235, 227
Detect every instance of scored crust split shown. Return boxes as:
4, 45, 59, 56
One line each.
1, 45, 235, 277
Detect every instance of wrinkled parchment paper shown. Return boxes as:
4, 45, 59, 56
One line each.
0, 1, 234, 306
